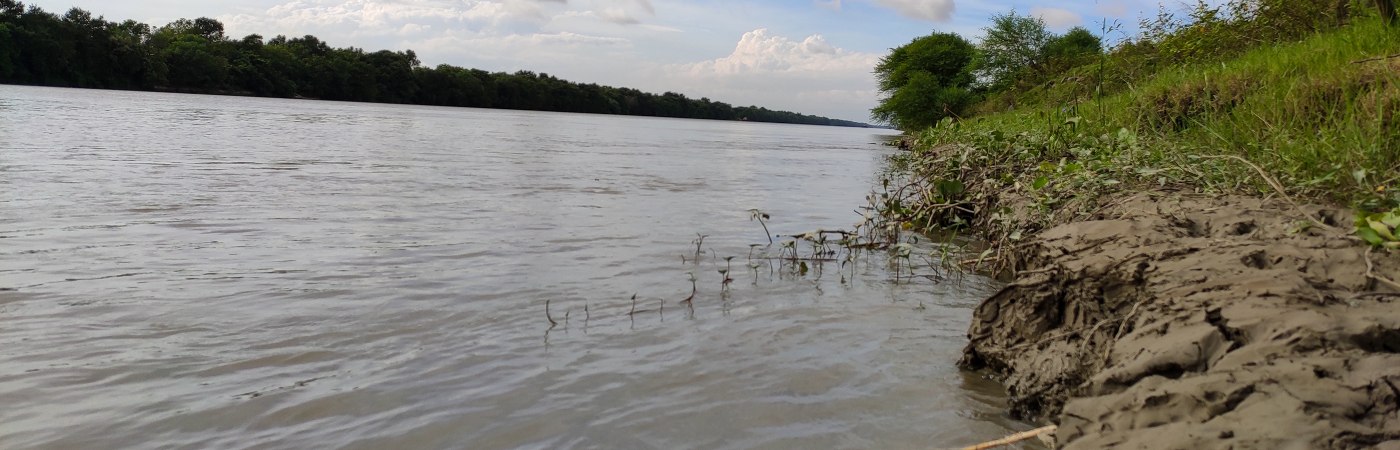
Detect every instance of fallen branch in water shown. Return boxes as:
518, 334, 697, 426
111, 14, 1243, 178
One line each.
959, 425, 1057, 450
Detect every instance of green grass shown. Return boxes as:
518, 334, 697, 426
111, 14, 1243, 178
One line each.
883, 17, 1399, 255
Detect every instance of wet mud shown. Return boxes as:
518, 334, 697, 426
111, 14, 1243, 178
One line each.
960, 192, 1400, 449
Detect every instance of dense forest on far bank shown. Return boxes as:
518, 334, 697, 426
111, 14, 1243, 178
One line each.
0, 1, 873, 128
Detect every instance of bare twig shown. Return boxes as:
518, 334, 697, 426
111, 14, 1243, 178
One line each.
1364, 247, 1400, 291
1196, 154, 1338, 232
1351, 52, 1400, 64
959, 425, 1058, 450
1103, 299, 1148, 365
545, 300, 558, 327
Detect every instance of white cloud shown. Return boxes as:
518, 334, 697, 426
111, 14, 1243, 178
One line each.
676, 29, 876, 76
220, 0, 547, 40
202, 0, 883, 119
1030, 6, 1082, 28
660, 28, 881, 120
417, 30, 631, 56
220, 0, 661, 40
871, 0, 955, 22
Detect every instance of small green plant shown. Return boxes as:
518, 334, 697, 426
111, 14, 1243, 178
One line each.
891, 243, 913, 281
1357, 207, 1400, 249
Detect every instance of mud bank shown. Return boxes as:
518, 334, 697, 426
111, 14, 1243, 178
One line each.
959, 192, 1400, 449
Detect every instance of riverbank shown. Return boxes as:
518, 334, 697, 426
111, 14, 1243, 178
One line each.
875, 13, 1400, 449
958, 189, 1399, 448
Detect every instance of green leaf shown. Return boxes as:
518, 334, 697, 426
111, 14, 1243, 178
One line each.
1357, 227, 1386, 246
1380, 211, 1400, 229
1032, 175, 1050, 190
1116, 128, 1137, 147
1368, 219, 1398, 241
935, 179, 965, 198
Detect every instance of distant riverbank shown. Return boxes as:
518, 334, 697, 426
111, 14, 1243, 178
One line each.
0, 6, 872, 128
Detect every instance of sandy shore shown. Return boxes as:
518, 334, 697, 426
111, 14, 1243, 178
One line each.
958, 192, 1400, 449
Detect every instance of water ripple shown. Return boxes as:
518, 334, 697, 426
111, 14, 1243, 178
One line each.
0, 85, 1033, 449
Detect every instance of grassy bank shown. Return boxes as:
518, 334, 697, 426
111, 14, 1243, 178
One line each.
880, 16, 1400, 268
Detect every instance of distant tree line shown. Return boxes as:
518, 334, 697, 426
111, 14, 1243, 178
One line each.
0, 1, 873, 128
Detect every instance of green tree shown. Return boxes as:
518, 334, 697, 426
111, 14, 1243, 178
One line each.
872, 32, 977, 129
160, 34, 228, 89
1043, 26, 1102, 74
977, 11, 1053, 89
0, 0, 23, 18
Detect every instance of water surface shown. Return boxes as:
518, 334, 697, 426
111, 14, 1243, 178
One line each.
0, 85, 1029, 449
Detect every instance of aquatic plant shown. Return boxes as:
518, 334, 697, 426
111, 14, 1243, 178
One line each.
748, 209, 774, 244
720, 256, 735, 291
680, 272, 696, 306
691, 234, 709, 260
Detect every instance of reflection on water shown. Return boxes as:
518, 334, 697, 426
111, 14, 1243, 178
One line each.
0, 85, 1032, 449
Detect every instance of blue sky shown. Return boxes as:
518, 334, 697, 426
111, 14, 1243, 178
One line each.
26, 0, 1184, 121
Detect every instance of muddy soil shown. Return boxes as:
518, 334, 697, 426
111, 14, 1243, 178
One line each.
959, 192, 1400, 449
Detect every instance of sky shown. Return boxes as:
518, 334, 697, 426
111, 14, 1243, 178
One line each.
26, 0, 1186, 122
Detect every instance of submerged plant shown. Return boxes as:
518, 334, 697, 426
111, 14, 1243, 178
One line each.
748, 209, 774, 245
691, 234, 709, 259
720, 256, 735, 291
891, 243, 914, 281
680, 272, 697, 306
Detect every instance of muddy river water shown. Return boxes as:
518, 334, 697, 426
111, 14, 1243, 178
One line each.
0, 85, 1032, 448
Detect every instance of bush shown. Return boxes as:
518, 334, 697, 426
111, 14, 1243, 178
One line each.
872, 32, 977, 128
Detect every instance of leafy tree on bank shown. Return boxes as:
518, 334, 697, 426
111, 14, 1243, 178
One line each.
976, 11, 1055, 91
0, 2, 873, 128
872, 32, 977, 130
1043, 27, 1102, 75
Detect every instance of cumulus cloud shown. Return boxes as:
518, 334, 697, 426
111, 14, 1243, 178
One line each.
677, 28, 876, 76
221, 0, 660, 40
211, 0, 879, 120
870, 0, 954, 22
559, 0, 655, 25
220, 0, 554, 40
662, 28, 881, 120
402, 28, 632, 76
1030, 6, 1082, 28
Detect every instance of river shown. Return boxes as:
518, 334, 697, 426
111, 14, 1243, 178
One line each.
0, 85, 1030, 449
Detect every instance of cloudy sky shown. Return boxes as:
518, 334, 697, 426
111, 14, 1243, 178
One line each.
27, 0, 1180, 121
